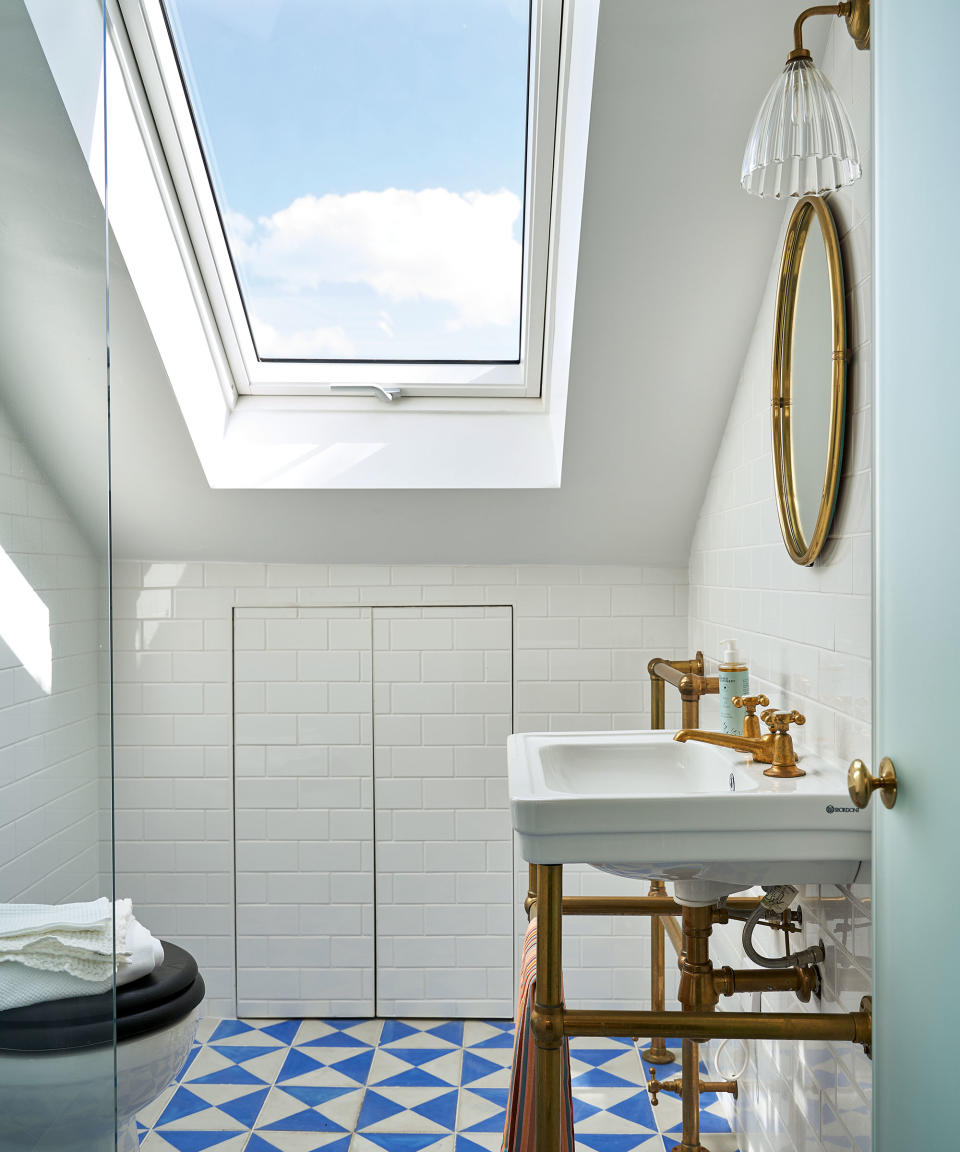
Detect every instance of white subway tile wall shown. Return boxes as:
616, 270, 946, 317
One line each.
374, 606, 514, 1018
688, 24, 872, 1152
112, 562, 688, 1016
235, 606, 375, 1017
0, 406, 107, 903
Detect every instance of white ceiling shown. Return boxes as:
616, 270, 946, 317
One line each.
3, 0, 825, 565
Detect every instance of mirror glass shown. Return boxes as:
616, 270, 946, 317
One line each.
772, 195, 846, 566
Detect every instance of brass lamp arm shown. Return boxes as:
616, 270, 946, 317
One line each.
793, 4, 845, 55
791, 1, 870, 58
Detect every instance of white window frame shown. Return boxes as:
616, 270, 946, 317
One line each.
117, 0, 562, 400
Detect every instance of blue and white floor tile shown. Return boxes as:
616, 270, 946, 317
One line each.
137, 1020, 739, 1152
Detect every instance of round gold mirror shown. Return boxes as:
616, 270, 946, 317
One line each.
772, 195, 847, 566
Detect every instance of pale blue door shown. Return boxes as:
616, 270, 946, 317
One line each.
874, 0, 960, 1144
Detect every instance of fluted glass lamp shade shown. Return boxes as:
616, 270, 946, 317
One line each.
741, 56, 860, 198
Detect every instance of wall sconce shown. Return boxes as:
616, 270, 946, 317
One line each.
741, 1, 870, 199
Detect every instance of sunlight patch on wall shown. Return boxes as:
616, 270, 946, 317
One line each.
0, 546, 52, 694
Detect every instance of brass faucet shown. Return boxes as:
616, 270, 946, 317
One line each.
674, 708, 806, 779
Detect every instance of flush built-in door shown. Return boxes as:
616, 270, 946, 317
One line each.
234, 607, 374, 1016
373, 606, 514, 1017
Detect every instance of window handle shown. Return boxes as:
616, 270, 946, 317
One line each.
329, 385, 402, 403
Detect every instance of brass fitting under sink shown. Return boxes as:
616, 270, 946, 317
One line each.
674, 709, 806, 779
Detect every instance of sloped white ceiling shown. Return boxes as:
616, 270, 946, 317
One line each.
6, 0, 825, 564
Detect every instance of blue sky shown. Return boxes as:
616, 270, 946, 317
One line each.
164, 0, 530, 361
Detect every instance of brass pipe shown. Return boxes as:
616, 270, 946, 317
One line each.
676, 905, 714, 1150
663, 914, 684, 956
792, 4, 844, 54
525, 863, 537, 919
648, 658, 719, 734
648, 1069, 738, 1103
562, 1007, 872, 1050
532, 865, 563, 1152
651, 676, 665, 729
678, 1040, 702, 1152
560, 896, 763, 917
678, 904, 717, 1016
648, 653, 706, 691
714, 964, 820, 1002
643, 879, 674, 1065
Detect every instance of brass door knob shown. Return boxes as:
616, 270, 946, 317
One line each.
847, 757, 898, 810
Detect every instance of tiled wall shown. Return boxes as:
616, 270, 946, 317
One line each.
111, 561, 688, 1015
688, 22, 872, 1152
0, 404, 107, 903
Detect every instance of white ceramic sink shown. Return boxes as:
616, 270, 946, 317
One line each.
508, 730, 870, 905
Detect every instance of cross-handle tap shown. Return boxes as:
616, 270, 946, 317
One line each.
732, 694, 770, 738
674, 706, 807, 779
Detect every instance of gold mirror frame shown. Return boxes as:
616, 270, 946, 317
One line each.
772, 194, 847, 566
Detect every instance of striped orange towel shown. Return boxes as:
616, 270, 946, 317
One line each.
501, 918, 575, 1152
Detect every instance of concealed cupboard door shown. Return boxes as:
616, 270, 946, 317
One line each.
373, 606, 514, 1016
234, 607, 374, 1016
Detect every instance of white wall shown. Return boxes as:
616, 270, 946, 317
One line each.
0, 403, 108, 903
688, 22, 872, 1152
111, 561, 688, 1015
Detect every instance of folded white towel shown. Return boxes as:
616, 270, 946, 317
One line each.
0, 899, 134, 982
0, 912, 165, 1012
121, 917, 165, 984
0, 899, 114, 935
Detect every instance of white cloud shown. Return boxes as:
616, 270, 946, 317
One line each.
228, 187, 522, 331
252, 318, 356, 359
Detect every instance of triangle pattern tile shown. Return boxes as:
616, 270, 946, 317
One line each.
145, 1132, 248, 1152
371, 1048, 462, 1088
572, 1097, 604, 1124
209, 1020, 258, 1043
210, 1045, 284, 1064
176, 1046, 203, 1081
379, 1021, 460, 1050
357, 1088, 459, 1134
605, 1090, 658, 1129
297, 1019, 383, 1048
260, 1019, 302, 1045
462, 1021, 514, 1050
137, 1083, 179, 1129
256, 1085, 363, 1133
460, 1052, 509, 1087
456, 1088, 507, 1134
155, 1087, 217, 1126
575, 1136, 664, 1152
352, 1135, 455, 1152
455, 1136, 503, 1152
666, 1107, 734, 1134
246, 1134, 352, 1152
277, 1046, 374, 1088
424, 1021, 463, 1046
571, 1051, 644, 1089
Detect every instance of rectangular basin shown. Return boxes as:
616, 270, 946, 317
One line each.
508, 730, 871, 903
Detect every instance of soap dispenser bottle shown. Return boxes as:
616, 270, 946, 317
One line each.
718, 638, 749, 734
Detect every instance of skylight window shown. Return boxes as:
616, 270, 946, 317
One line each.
123, 0, 562, 398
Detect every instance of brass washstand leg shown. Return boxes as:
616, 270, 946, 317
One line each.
532, 864, 563, 1152
677, 1040, 704, 1152
643, 879, 675, 1064
673, 904, 717, 1152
